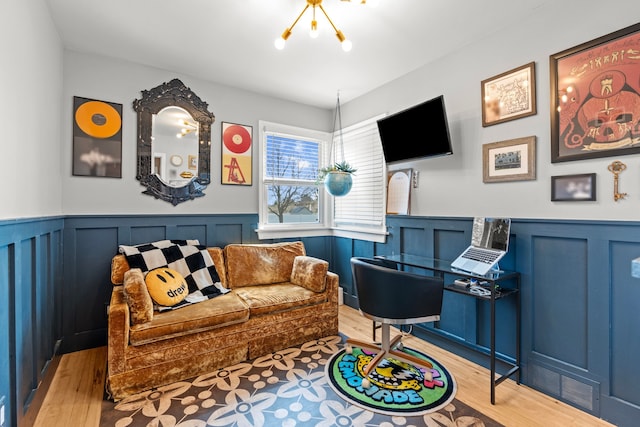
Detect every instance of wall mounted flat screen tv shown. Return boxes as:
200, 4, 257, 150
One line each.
377, 95, 453, 164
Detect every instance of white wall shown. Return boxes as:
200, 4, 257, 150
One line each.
61, 52, 332, 215
342, 0, 640, 221
0, 0, 63, 220
6, 0, 638, 220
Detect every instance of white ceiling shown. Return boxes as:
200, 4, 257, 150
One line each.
46, 0, 550, 109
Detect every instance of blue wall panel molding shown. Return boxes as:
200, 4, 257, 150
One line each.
60, 214, 261, 353
340, 216, 640, 426
0, 217, 63, 427
2, 214, 639, 426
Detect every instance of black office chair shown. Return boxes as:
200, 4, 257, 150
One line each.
346, 257, 444, 387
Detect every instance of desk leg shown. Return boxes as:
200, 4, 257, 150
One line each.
516, 275, 521, 385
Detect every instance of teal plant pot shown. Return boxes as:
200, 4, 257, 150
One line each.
324, 171, 353, 197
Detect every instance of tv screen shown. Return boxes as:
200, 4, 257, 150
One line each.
376, 95, 453, 164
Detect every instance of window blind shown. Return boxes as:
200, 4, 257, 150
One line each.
333, 116, 386, 229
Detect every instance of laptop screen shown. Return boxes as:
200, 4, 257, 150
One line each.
471, 217, 511, 252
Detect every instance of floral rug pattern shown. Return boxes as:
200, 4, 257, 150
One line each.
100, 335, 503, 427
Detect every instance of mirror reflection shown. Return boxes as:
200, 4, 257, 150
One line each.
133, 78, 214, 206
152, 106, 199, 187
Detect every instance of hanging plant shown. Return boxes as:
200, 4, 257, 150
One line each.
317, 161, 357, 197
317, 160, 357, 181
321, 92, 356, 197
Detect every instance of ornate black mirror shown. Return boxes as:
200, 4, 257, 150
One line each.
133, 79, 215, 205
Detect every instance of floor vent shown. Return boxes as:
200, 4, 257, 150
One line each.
530, 363, 599, 414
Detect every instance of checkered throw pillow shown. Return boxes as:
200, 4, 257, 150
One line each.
119, 240, 229, 310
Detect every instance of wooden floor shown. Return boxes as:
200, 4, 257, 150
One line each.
33, 305, 615, 427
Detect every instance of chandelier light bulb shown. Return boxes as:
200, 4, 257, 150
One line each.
342, 39, 353, 52
275, 37, 286, 50
310, 20, 319, 38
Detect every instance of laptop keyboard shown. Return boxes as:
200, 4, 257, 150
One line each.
462, 247, 501, 263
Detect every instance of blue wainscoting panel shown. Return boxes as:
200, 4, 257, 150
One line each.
604, 239, 640, 422
0, 217, 64, 427
60, 214, 261, 353
2, 214, 639, 426
339, 216, 640, 426
0, 244, 15, 427
130, 226, 166, 244
532, 236, 588, 368
332, 237, 358, 304
61, 226, 119, 352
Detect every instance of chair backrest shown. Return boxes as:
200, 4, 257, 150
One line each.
350, 257, 444, 323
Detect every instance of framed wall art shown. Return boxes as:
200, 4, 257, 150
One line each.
550, 23, 640, 163
481, 62, 536, 127
221, 122, 252, 185
551, 173, 596, 201
188, 154, 197, 170
72, 96, 122, 178
483, 136, 536, 183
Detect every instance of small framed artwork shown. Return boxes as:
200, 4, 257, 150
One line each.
483, 136, 536, 183
481, 62, 536, 127
551, 173, 596, 201
550, 23, 640, 163
221, 122, 252, 185
386, 169, 412, 215
188, 155, 197, 170
72, 96, 123, 177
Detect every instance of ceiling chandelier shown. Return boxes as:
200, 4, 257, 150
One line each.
275, 0, 368, 52
176, 119, 197, 138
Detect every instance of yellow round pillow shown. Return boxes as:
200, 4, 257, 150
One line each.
145, 268, 188, 306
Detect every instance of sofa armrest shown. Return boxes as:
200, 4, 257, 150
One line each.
108, 286, 130, 375
325, 271, 340, 306
290, 256, 329, 292
123, 268, 154, 324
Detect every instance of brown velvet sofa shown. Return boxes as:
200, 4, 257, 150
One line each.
106, 241, 339, 400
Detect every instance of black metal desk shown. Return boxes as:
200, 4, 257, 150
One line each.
376, 254, 520, 404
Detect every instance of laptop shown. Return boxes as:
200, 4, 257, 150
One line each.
451, 217, 511, 276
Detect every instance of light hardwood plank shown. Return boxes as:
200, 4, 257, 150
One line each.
33, 346, 106, 427
33, 305, 615, 427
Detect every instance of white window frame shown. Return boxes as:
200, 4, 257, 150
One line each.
257, 121, 332, 240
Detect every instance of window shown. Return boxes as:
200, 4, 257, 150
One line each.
258, 121, 330, 238
257, 118, 387, 243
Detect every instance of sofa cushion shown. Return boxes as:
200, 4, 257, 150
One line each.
224, 241, 306, 288
129, 292, 249, 346
123, 268, 154, 325
290, 256, 329, 292
235, 283, 327, 316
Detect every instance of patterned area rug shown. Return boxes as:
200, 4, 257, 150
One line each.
326, 344, 455, 416
100, 335, 504, 426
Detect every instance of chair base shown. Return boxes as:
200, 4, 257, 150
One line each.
346, 323, 433, 387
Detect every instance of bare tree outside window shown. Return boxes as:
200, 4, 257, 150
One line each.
265, 135, 320, 224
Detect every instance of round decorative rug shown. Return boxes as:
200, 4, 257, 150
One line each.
325, 344, 457, 416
